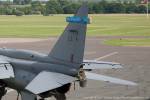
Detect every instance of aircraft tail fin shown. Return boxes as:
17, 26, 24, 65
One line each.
48, 4, 89, 69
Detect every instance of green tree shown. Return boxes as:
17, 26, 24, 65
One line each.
136, 5, 146, 13
45, 0, 63, 14
5, 7, 13, 15
93, 3, 100, 13
0, 7, 6, 15
14, 0, 31, 5
58, 0, 69, 8
23, 7, 32, 15
88, 2, 95, 14
31, 1, 42, 10
63, 3, 80, 14
95, 2, 106, 13
105, 3, 125, 13
24, 0, 31, 4
125, 3, 137, 13
135, 0, 141, 4
15, 10, 24, 16
13, 0, 21, 4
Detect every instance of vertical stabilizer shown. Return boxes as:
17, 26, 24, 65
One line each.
48, 4, 89, 69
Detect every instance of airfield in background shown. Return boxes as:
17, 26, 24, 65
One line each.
0, 14, 150, 46
0, 36, 149, 100
0, 14, 150, 37
0, 14, 150, 100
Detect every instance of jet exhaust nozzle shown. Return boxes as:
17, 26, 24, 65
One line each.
79, 79, 87, 87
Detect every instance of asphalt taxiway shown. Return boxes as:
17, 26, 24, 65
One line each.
1, 37, 150, 100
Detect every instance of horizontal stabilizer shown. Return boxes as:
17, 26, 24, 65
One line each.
26, 71, 76, 94
85, 72, 137, 86
83, 60, 123, 70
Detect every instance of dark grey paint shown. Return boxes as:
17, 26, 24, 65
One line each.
0, 4, 88, 100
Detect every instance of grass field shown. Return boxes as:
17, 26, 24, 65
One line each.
104, 38, 150, 46
0, 14, 150, 37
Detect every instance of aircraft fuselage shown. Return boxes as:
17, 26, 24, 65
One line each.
0, 48, 78, 92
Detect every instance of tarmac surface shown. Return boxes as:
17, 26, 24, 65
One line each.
0, 36, 150, 100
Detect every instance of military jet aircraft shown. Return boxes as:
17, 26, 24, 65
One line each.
0, 4, 137, 100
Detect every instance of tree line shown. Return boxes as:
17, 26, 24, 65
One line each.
0, 0, 149, 16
